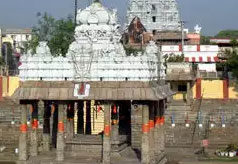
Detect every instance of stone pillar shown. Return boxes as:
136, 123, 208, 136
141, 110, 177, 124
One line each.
66, 103, 74, 141
141, 104, 150, 164
154, 101, 161, 160
103, 103, 111, 164
56, 104, 65, 161
19, 105, 28, 161
50, 103, 56, 148
149, 103, 155, 164
187, 81, 191, 104
111, 105, 119, 144
42, 101, 50, 152
30, 103, 38, 157
160, 100, 166, 153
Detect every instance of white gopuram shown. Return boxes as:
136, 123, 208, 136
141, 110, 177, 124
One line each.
127, 0, 181, 32
19, 1, 165, 82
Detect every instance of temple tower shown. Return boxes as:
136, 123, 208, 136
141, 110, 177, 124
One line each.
127, 0, 181, 32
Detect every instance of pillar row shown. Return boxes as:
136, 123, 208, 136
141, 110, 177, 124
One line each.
56, 104, 65, 161
149, 103, 155, 164
19, 105, 28, 161
66, 103, 74, 141
30, 103, 38, 157
141, 104, 150, 164
103, 103, 111, 164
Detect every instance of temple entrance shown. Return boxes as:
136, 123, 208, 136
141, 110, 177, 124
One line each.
118, 101, 131, 135
62, 100, 132, 158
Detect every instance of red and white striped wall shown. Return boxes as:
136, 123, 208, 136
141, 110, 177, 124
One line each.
162, 45, 219, 63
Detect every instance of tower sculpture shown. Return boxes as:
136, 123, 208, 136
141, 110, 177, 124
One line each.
127, 0, 181, 32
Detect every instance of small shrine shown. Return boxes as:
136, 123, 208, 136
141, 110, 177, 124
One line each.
14, 1, 171, 163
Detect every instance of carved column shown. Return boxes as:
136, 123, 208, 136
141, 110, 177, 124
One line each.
103, 103, 111, 164
154, 101, 161, 160
56, 103, 65, 161
19, 105, 28, 161
149, 103, 155, 164
30, 103, 38, 157
66, 103, 74, 141
141, 104, 150, 164
160, 100, 166, 153
187, 81, 191, 104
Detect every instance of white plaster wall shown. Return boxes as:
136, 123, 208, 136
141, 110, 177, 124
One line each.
198, 63, 216, 72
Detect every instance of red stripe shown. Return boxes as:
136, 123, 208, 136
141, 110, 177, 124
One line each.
58, 122, 64, 133
160, 116, 165, 125
197, 45, 200, 51
104, 125, 111, 136
149, 120, 154, 129
223, 79, 229, 100
179, 44, 182, 52
185, 57, 189, 62
214, 56, 219, 62
207, 57, 211, 62
196, 78, 202, 99
142, 123, 149, 133
199, 57, 203, 62
20, 124, 28, 133
32, 119, 38, 129
155, 117, 160, 125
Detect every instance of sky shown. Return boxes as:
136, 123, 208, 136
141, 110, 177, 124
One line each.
0, 0, 237, 36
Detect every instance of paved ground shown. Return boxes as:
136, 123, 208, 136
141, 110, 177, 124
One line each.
1, 147, 238, 164
180, 162, 238, 164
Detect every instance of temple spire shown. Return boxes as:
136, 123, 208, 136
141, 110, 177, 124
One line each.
127, 0, 181, 32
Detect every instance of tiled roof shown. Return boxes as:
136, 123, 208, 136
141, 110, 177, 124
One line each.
12, 81, 173, 101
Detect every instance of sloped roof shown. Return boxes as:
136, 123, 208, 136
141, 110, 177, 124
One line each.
166, 72, 196, 81
12, 81, 173, 101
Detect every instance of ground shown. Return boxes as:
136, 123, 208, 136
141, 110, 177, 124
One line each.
1, 147, 238, 164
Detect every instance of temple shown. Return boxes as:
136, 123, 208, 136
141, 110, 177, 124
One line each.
127, 0, 181, 32
14, 1, 171, 164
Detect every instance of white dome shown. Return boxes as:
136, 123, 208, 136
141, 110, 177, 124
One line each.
77, 2, 113, 25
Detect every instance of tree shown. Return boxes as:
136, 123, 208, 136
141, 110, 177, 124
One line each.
48, 17, 75, 56
1, 42, 17, 70
26, 13, 75, 56
200, 35, 211, 45
230, 39, 238, 47
226, 49, 238, 79
164, 53, 184, 63
215, 30, 238, 39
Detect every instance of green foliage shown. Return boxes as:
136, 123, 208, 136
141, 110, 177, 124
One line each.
1, 42, 17, 70
48, 17, 75, 56
226, 49, 238, 79
215, 30, 238, 39
26, 13, 75, 56
0, 56, 5, 66
124, 46, 144, 56
200, 35, 211, 45
164, 53, 184, 63
230, 39, 238, 47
